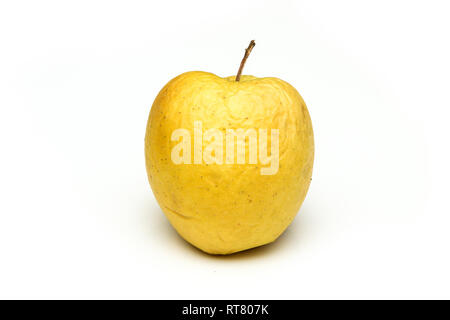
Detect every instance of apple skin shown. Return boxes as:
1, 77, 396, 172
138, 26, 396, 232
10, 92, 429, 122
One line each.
145, 71, 314, 254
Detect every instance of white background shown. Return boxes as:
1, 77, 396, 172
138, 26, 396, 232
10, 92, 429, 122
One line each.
0, 0, 449, 299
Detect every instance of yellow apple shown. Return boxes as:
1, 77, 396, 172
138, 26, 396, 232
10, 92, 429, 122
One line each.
145, 41, 314, 254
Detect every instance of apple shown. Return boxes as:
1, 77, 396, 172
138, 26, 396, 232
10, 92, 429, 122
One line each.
145, 41, 314, 254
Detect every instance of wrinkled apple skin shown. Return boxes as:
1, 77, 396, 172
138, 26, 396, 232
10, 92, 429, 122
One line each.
145, 71, 314, 254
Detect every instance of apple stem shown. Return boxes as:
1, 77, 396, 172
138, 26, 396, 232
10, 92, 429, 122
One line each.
235, 40, 256, 81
